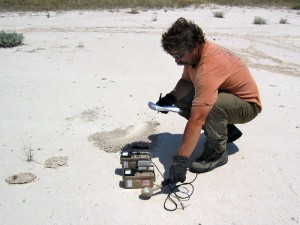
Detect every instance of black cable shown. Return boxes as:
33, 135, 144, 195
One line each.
151, 159, 199, 211
163, 174, 198, 211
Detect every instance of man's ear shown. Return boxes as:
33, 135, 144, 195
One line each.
194, 43, 204, 55
193, 44, 199, 53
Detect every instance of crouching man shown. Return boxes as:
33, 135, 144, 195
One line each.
157, 18, 262, 184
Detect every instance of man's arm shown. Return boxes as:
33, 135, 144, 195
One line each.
170, 78, 194, 102
177, 104, 213, 158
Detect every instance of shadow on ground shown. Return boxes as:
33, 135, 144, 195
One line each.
148, 132, 239, 178
117, 132, 240, 186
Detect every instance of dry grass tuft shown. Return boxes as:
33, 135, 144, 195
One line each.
253, 16, 267, 25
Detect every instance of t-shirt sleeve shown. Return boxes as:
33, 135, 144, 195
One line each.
192, 72, 226, 107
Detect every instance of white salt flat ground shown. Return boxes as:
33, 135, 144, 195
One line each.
0, 6, 299, 225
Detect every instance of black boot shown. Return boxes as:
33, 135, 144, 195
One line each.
194, 142, 214, 162
191, 151, 228, 173
227, 124, 242, 143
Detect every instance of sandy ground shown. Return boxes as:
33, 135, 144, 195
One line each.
0, 5, 300, 225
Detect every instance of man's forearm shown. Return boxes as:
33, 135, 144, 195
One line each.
170, 78, 194, 102
177, 119, 203, 158
177, 105, 211, 158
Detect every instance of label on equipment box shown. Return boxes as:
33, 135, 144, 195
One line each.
127, 180, 132, 188
142, 179, 150, 186
121, 151, 129, 156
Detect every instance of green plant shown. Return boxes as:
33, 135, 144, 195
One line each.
279, 18, 288, 24
213, 11, 225, 18
0, 31, 24, 48
253, 16, 266, 25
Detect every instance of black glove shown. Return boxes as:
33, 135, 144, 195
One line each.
156, 93, 177, 114
156, 93, 177, 106
169, 155, 188, 185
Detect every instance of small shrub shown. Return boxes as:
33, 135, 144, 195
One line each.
253, 16, 266, 25
0, 30, 24, 47
213, 11, 224, 18
279, 18, 288, 24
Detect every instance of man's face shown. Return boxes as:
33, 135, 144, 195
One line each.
169, 45, 201, 66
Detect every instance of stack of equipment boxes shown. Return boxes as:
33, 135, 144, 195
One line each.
120, 145, 155, 189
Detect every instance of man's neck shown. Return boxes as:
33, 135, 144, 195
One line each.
192, 43, 205, 68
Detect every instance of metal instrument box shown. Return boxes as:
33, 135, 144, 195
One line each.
120, 148, 151, 170
123, 168, 155, 189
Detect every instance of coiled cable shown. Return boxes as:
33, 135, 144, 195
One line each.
151, 159, 199, 211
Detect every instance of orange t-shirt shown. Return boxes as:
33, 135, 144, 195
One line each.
182, 40, 262, 112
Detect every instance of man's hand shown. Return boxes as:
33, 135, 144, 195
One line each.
156, 93, 177, 106
156, 93, 177, 114
169, 155, 188, 185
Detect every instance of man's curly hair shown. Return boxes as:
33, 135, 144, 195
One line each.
161, 17, 206, 53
